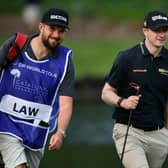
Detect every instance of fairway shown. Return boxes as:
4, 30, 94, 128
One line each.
64, 38, 140, 79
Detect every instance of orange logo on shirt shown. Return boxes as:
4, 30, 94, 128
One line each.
132, 69, 147, 73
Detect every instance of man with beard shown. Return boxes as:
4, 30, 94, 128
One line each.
0, 8, 74, 168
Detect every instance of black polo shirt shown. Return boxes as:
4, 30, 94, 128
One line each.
106, 41, 168, 128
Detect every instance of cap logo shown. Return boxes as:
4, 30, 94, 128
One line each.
152, 15, 168, 21
50, 15, 67, 22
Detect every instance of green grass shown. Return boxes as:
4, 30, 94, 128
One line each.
0, 0, 22, 14
64, 38, 140, 79
65, 38, 168, 79
0, 0, 168, 20
42, 0, 168, 20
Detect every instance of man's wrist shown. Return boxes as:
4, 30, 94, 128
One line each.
57, 129, 66, 138
117, 97, 124, 107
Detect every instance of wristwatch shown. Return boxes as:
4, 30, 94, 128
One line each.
117, 97, 124, 107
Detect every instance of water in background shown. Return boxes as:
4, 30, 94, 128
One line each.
40, 102, 168, 168
40, 102, 120, 168
67, 101, 114, 145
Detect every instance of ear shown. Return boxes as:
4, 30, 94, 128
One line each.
142, 28, 148, 36
39, 23, 44, 31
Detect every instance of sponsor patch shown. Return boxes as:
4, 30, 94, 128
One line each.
158, 68, 168, 76
132, 69, 147, 73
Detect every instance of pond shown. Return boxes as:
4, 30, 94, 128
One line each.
40, 102, 168, 168
67, 101, 114, 145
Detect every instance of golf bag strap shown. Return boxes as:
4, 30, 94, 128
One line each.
7, 32, 28, 62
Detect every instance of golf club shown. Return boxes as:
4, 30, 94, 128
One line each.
120, 82, 141, 168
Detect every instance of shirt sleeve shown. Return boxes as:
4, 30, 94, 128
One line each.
0, 35, 15, 67
106, 51, 127, 89
58, 57, 75, 97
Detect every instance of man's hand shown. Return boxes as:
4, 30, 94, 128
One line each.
48, 132, 64, 151
120, 95, 141, 110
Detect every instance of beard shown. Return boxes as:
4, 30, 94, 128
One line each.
42, 39, 60, 50
42, 38, 61, 51
42, 34, 62, 51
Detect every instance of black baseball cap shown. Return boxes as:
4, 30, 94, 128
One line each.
143, 11, 168, 31
41, 8, 69, 29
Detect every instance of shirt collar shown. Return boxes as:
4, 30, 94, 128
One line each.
140, 41, 166, 58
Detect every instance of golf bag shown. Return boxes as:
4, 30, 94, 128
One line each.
3, 32, 28, 68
